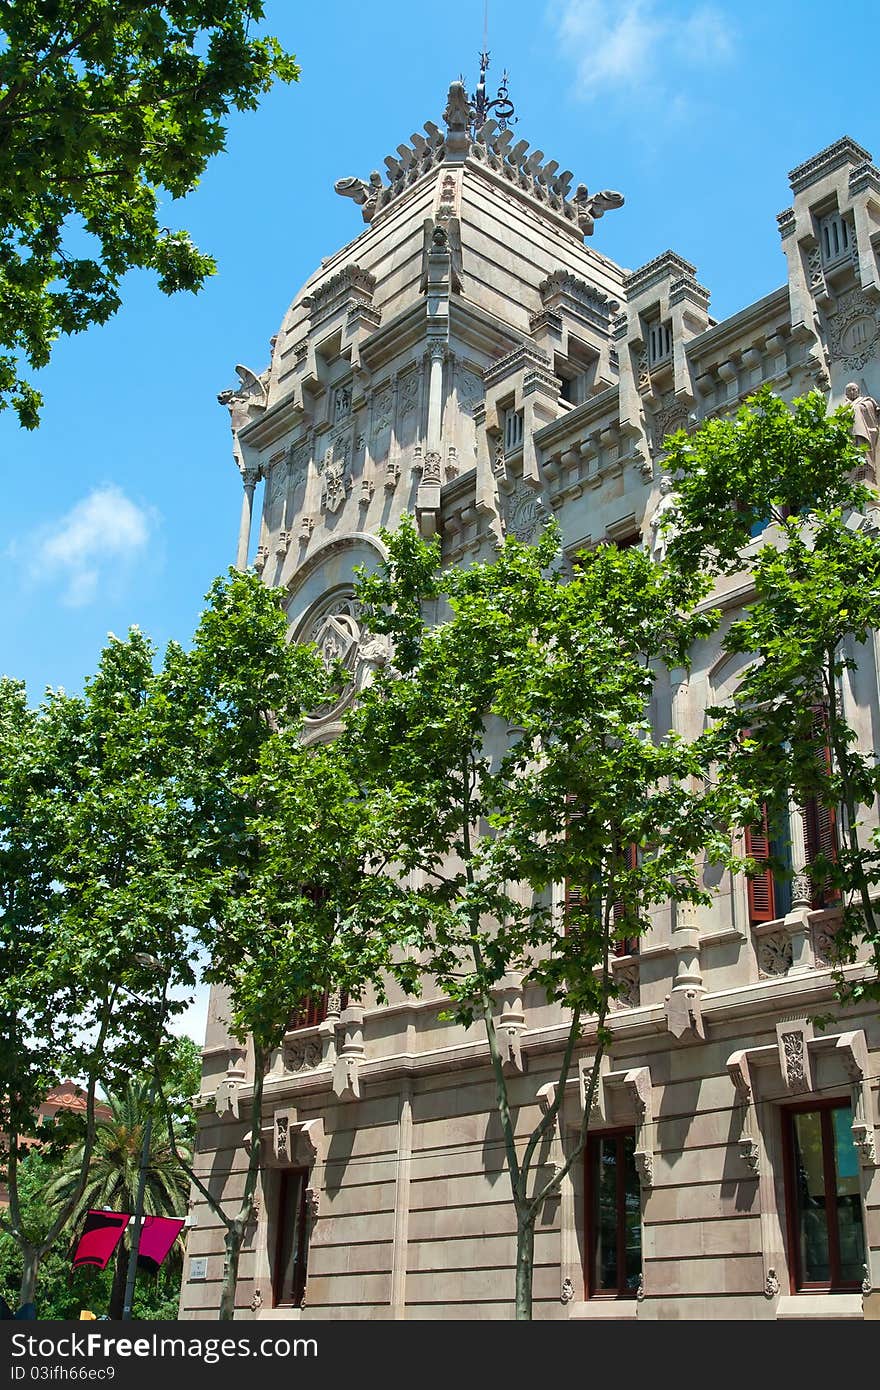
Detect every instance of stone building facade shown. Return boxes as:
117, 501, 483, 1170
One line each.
182, 83, 880, 1320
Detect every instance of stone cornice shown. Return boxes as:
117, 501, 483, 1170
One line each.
625, 250, 698, 299
788, 136, 873, 194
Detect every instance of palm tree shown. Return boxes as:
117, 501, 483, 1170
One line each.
47, 1078, 191, 1318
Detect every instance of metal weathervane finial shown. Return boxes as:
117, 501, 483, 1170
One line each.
471, 49, 516, 134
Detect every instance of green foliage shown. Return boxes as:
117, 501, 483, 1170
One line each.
348, 515, 729, 1022
160, 569, 399, 1053
0, 628, 197, 1307
0, 3, 299, 426
665, 386, 880, 1002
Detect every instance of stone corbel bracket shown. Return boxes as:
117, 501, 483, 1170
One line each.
727, 1049, 761, 1176
495, 972, 527, 1074
835, 1031, 877, 1167
333, 1004, 366, 1100
214, 1048, 247, 1118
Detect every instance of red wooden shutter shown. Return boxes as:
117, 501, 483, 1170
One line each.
612, 842, 640, 955
745, 806, 775, 923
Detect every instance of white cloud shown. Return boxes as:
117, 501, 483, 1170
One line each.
555, 0, 736, 101
20, 485, 154, 607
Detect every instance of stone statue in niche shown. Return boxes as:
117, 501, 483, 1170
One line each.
649, 477, 679, 562
845, 381, 880, 480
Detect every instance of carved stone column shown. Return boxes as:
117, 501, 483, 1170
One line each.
665, 667, 705, 1039
236, 468, 260, 570
785, 802, 814, 973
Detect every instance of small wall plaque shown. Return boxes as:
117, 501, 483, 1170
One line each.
189, 1256, 208, 1282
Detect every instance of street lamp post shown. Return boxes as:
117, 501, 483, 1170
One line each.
121, 956, 169, 1322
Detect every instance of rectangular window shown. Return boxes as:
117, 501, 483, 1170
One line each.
744, 803, 793, 925
818, 212, 851, 267
783, 1101, 865, 1291
503, 408, 524, 454
273, 1167, 310, 1307
647, 320, 672, 367
586, 1131, 642, 1297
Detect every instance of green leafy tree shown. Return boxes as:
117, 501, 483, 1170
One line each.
664, 384, 880, 1003
0, 633, 195, 1311
344, 517, 732, 1319
0, 2, 298, 427
45, 1077, 191, 1319
160, 570, 413, 1320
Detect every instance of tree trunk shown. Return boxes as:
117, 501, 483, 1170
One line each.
219, 1224, 244, 1321
515, 1216, 535, 1321
18, 1245, 39, 1312
108, 1240, 128, 1319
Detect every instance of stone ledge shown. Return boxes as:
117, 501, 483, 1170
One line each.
776, 1293, 863, 1320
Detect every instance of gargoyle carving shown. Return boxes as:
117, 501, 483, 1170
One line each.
333, 172, 384, 223
572, 185, 625, 237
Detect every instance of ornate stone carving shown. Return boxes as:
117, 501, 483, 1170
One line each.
250, 1287, 263, 1313
813, 919, 840, 966
398, 369, 420, 420
778, 1022, 813, 1093
420, 450, 442, 485
649, 403, 690, 458
504, 479, 549, 543
633, 1150, 653, 1187
560, 1277, 574, 1304
764, 1268, 780, 1298
758, 932, 793, 977
318, 435, 351, 513
282, 1038, 323, 1074
385, 458, 400, 490
612, 965, 640, 1011
275, 1114, 289, 1162
333, 385, 352, 423
299, 514, 315, 543
572, 184, 625, 237
827, 289, 880, 371
218, 364, 268, 434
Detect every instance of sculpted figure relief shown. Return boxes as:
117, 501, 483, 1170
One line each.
845, 380, 880, 478
649, 476, 679, 562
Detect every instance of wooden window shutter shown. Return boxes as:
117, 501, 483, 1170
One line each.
745, 805, 775, 923
801, 707, 839, 907
612, 841, 640, 955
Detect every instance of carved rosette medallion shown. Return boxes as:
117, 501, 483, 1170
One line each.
303, 595, 393, 730
758, 932, 793, 977
827, 288, 880, 371
612, 965, 640, 1011
283, 1038, 323, 1074
504, 480, 550, 543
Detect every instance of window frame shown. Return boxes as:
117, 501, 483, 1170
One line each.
272, 1165, 310, 1308
584, 1127, 643, 1299
780, 1097, 866, 1294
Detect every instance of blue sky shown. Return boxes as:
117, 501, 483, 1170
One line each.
3, 0, 879, 702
